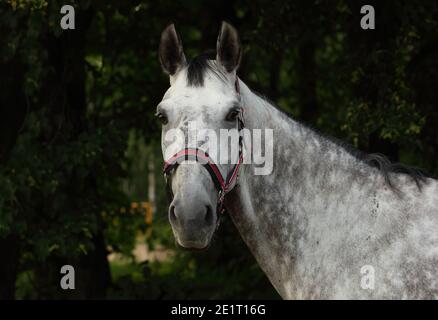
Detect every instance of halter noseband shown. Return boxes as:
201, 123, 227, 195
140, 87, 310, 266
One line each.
163, 83, 245, 215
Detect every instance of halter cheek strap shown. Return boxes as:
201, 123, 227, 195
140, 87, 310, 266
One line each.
163, 107, 245, 215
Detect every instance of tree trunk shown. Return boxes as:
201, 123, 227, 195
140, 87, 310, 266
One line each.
297, 40, 318, 124
0, 48, 27, 300
0, 235, 20, 299
33, 6, 111, 299
268, 48, 283, 102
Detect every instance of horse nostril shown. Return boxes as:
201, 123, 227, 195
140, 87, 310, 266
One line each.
204, 205, 214, 225
169, 205, 177, 222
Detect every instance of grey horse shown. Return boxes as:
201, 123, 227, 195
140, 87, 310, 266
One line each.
156, 22, 438, 299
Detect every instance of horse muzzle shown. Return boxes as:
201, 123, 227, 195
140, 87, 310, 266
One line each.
168, 196, 217, 249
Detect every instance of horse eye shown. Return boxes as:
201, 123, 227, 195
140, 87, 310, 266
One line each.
226, 109, 240, 122
155, 112, 168, 125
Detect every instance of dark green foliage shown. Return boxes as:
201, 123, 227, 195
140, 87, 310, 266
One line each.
0, 0, 437, 299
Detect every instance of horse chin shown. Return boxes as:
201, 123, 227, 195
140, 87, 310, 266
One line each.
175, 227, 217, 250
176, 238, 212, 251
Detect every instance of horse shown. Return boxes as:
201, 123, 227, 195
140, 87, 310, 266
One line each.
156, 22, 438, 299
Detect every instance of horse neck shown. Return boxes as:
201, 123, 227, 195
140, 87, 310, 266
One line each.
235, 79, 378, 212
227, 79, 382, 294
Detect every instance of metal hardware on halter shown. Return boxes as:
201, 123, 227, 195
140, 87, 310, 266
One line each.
217, 189, 225, 214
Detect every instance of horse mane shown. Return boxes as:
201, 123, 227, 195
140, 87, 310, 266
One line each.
251, 91, 429, 192
319, 131, 428, 191
186, 50, 228, 87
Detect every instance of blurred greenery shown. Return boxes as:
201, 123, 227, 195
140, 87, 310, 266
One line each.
0, 0, 437, 299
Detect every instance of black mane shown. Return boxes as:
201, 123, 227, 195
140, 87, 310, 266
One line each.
186, 50, 227, 86
252, 90, 430, 192
364, 153, 428, 189
322, 133, 428, 191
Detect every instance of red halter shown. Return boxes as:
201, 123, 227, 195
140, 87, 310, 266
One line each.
163, 106, 245, 215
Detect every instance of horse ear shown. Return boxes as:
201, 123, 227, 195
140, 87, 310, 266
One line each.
159, 24, 186, 76
216, 21, 242, 73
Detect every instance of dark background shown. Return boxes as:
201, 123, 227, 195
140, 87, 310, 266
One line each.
0, 0, 437, 299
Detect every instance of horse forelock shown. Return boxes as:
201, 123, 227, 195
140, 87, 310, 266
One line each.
186, 50, 229, 87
